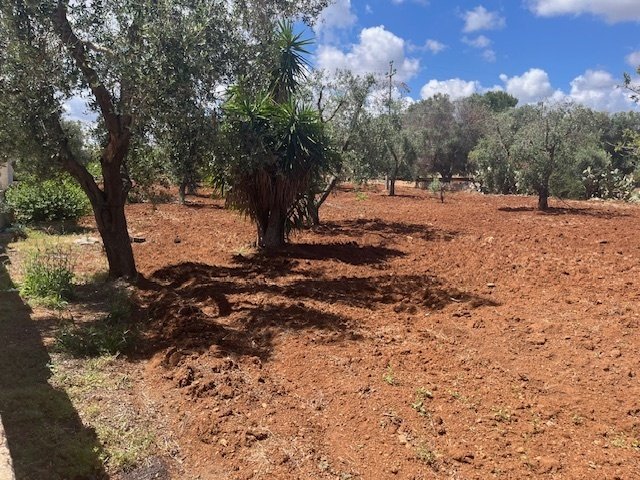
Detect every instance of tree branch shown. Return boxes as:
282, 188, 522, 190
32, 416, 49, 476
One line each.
46, 107, 104, 205
51, 1, 121, 136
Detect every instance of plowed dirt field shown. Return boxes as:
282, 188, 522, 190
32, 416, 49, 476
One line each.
126, 186, 640, 479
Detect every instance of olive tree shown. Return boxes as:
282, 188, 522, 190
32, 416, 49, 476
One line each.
295, 70, 379, 224
405, 93, 487, 200
470, 108, 524, 194
513, 103, 602, 210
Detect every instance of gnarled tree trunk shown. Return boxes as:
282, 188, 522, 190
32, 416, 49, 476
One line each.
94, 202, 136, 278
52, 2, 138, 279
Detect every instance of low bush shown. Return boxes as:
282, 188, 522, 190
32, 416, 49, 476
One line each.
4, 178, 90, 224
21, 245, 75, 307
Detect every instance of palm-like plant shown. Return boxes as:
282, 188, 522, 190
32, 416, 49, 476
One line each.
221, 21, 334, 247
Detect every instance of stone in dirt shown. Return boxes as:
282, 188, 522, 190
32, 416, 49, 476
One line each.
450, 449, 474, 464
74, 236, 101, 245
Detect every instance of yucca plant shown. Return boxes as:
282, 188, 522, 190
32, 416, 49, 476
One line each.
221, 21, 335, 247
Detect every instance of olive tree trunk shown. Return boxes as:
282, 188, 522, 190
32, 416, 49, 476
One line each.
52, 2, 137, 279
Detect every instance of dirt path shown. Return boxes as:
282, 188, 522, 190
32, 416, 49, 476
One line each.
121, 188, 640, 479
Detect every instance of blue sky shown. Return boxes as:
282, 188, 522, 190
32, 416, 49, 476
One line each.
310, 0, 640, 111
65, 0, 640, 121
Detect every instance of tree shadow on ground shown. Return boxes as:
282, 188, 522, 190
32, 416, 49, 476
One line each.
498, 206, 631, 219
0, 234, 106, 480
134, 260, 354, 360
255, 241, 406, 265
133, 254, 497, 361
181, 202, 224, 210
315, 218, 458, 242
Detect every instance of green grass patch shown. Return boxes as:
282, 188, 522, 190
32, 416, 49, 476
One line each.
50, 354, 158, 473
54, 289, 136, 357
20, 244, 75, 308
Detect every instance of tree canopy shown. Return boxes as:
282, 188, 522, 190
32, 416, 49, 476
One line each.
0, 0, 327, 278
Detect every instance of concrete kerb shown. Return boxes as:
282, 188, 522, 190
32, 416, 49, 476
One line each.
0, 416, 15, 480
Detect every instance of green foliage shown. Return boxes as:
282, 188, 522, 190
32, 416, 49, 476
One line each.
470, 103, 629, 205
4, 178, 90, 224
1, 0, 329, 278
411, 387, 433, 416
125, 143, 172, 204
512, 104, 605, 207
428, 177, 442, 194
343, 112, 389, 183
20, 245, 75, 307
406, 94, 486, 181
582, 166, 635, 200
54, 289, 136, 357
472, 90, 519, 112
355, 191, 368, 201
54, 320, 135, 357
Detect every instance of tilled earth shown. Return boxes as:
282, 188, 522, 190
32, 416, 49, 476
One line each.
126, 186, 640, 479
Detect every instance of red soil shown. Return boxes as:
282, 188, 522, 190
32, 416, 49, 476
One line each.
127, 186, 640, 479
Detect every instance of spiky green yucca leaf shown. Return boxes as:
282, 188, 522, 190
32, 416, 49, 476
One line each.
270, 20, 312, 102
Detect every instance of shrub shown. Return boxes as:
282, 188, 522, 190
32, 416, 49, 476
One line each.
21, 245, 75, 306
582, 166, 635, 200
4, 178, 90, 224
428, 177, 441, 194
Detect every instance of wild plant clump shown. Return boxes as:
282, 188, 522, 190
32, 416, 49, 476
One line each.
54, 288, 136, 357
21, 245, 75, 306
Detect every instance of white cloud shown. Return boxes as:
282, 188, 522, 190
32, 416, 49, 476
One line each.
424, 39, 447, 54
569, 69, 636, 111
462, 35, 496, 63
462, 34, 491, 48
315, 0, 357, 39
462, 6, 506, 32
316, 26, 420, 81
418, 68, 638, 111
482, 49, 497, 63
410, 39, 447, 54
499, 68, 559, 103
626, 51, 640, 67
529, 0, 640, 22
420, 78, 482, 100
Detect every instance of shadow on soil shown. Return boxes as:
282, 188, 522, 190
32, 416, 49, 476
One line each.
498, 205, 630, 219
134, 246, 497, 361
182, 202, 224, 210
315, 219, 458, 242
135, 259, 354, 360
259, 241, 406, 265
0, 235, 106, 480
